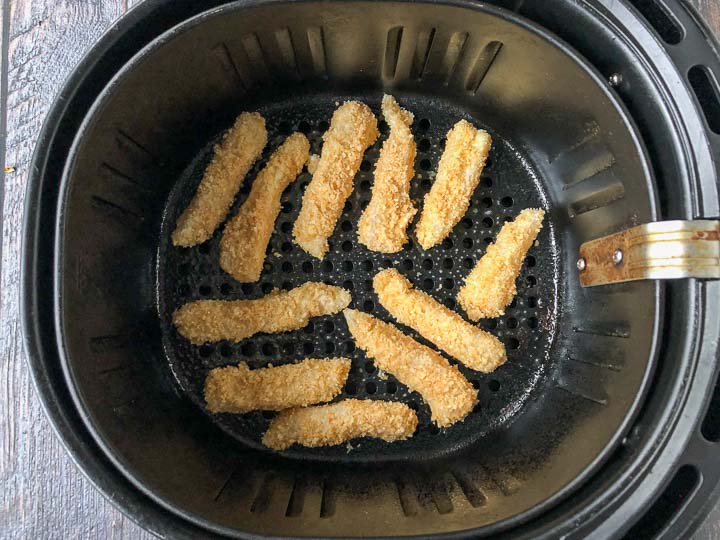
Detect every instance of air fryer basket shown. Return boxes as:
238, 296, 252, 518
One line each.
23, 0, 720, 538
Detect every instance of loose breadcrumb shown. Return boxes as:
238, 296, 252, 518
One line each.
293, 101, 378, 258
357, 95, 417, 253
344, 309, 476, 427
458, 208, 545, 320
307, 154, 320, 175
172, 112, 267, 247
262, 399, 418, 450
204, 357, 350, 413
219, 133, 310, 282
373, 268, 506, 373
415, 120, 491, 249
173, 282, 351, 344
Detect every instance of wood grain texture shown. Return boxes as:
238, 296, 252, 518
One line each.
0, 0, 718, 539
1, 1, 153, 539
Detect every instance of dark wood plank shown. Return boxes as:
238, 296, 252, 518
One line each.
1, 1, 153, 538
1, 0, 719, 539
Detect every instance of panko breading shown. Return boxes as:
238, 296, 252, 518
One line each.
220, 133, 310, 282
204, 357, 350, 413
172, 112, 267, 247
293, 102, 379, 258
357, 95, 417, 253
344, 309, 476, 427
458, 208, 545, 320
262, 399, 418, 450
415, 120, 491, 249
173, 282, 351, 344
373, 268, 506, 373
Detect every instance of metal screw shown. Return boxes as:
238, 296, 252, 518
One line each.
609, 73, 623, 87
613, 249, 624, 266
576, 258, 587, 271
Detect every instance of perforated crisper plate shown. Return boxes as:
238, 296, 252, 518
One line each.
158, 93, 559, 462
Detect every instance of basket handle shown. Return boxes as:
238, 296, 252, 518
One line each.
577, 220, 720, 287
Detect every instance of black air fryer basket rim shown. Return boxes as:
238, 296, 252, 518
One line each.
52, 0, 660, 535
20, 0, 720, 538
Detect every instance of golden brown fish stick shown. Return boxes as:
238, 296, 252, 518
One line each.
374, 268, 506, 373
204, 357, 350, 413
173, 282, 351, 345
344, 309, 476, 427
458, 208, 545, 320
415, 120, 491, 249
262, 399, 418, 450
172, 112, 267, 247
293, 102, 379, 258
357, 95, 417, 253
220, 133, 310, 282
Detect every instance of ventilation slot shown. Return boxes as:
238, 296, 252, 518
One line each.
91, 195, 144, 223
306, 26, 327, 76
115, 129, 155, 160
452, 471, 486, 507
689, 65, 720, 135
627, 0, 684, 45
573, 323, 630, 339
212, 42, 246, 90
411, 28, 435, 80
441, 32, 468, 85
567, 180, 625, 218
384, 26, 404, 79
396, 477, 419, 516
275, 28, 299, 75
285, 476, 306, 517
250, 473, 275, 513
242, 33, 269, 78
99, 163, 146, 189
623, 465, 700, 539
702, 366, 720, 442
466, 41, 503, 94
320, 479, 336, 518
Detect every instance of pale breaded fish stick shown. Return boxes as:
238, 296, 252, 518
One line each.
344, 309, 476, 427
415, 120, 491, 249
458, 208, 545, 320
374, 268, 506, 373
172, 112, 267, 247
293, 102, 379, 258
173, 282, 350, 344
220, 133, 310, 282
263, 399, 418, 450
357, 95, 417, 253
204, 357, 350, 413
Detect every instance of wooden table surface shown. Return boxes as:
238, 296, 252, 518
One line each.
1, 1, 719, 538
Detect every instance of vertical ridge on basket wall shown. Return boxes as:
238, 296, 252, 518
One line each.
273, 28, 300, 79
212, 42, 247, 90
242, 33, 271, 81
466, 40, 503, 94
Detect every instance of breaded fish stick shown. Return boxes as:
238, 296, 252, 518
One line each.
415, 120, 491, 249
204, 357, 350, 413
173, 282, 350, 344
220, 133, 310, 282
263, 399, 418, 450
374, 268, 506, 373
172, 112, 267, 247
458, 208, 545, 320
344, 309, 476, 427
293, 102, 378, 258
357, 95, 417, 253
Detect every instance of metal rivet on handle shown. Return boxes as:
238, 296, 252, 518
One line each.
576, 258, 587, 271
613, 249, 624, 266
